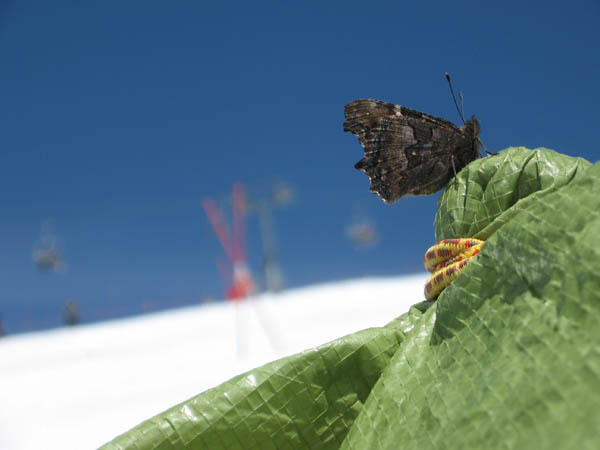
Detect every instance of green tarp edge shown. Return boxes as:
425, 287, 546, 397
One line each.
100, 305, 432, 449
101, 147, 600, 449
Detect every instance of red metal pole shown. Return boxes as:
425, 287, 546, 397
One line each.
202, 197, 234, 263
232, 182, 247, 264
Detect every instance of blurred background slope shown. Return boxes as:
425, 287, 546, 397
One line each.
0, 275, 428, 450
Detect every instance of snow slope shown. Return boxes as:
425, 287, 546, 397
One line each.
0, 274, 428, 450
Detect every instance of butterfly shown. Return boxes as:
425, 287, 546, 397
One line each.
344, 97, 482, 204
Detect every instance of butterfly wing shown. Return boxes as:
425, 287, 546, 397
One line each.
344, 99, 479, 203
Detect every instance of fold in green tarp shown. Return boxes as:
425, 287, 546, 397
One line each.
101, 147, 600, 450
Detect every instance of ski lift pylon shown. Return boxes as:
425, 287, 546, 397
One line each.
203, 183, 256, 301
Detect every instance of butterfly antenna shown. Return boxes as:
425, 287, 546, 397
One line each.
445, 72, 466, 125
446, 73, 496, 156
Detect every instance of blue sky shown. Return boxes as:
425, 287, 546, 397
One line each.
1, 1, 599, 334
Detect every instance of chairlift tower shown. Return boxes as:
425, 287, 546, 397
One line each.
249, 183, 292, 293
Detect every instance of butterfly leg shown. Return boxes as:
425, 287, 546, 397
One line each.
450, 155, 460, 189
450, 155, 457, 177
477, 138, 497, 156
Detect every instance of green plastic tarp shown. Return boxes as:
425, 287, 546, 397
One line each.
101, 147, 600, 449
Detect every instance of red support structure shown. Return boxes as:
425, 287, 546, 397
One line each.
232, 182, 247, 265
202, 198, 234, 263
203, 184, 255, 301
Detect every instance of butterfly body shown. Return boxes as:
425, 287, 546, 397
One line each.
344, 99, 480, 203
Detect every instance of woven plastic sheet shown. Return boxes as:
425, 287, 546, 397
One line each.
101, 147, 600, 449
434, 146, 590, 240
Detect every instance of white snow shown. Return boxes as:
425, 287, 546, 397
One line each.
0, 274, 428, 450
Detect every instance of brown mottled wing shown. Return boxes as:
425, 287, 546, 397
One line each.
344, 99, 479, 203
